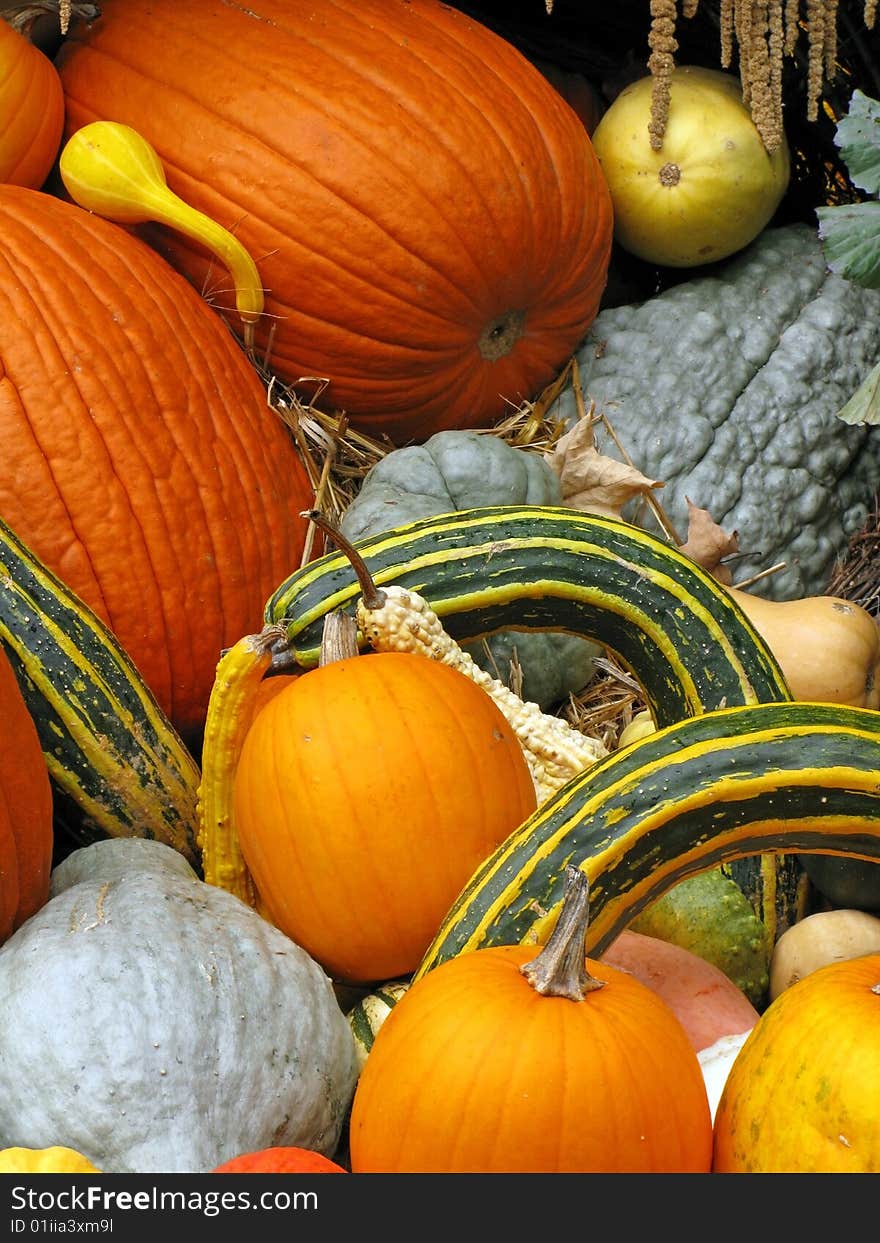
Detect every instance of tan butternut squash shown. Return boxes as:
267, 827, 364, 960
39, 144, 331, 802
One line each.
725, 586, 880, 708
768, 908, 880, 1000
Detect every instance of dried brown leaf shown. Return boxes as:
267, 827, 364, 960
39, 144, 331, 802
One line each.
544, 416, 664, 518
678, 497, 739, 582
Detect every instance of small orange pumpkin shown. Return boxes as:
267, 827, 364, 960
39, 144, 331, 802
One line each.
713, 952, 880, 1172
0, 17, 64, 189
348, 868, 713, 1172
212, 1147, 347, 1174
233, 651, 537, 983
0, 644, 53, 944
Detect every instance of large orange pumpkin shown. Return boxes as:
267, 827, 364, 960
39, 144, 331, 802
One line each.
0, 16, 64, 189
348, 870, 713, 1172
0, 185, 313, 745
0, 644, 53, 944
232, 651, 537, 983
713, 952, 880, 1172
56, 0, 613, 443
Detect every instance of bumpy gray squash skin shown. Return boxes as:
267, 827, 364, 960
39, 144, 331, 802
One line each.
562, 225, 880, 600
0, 840, 358, 1174
341, 430, 600, 707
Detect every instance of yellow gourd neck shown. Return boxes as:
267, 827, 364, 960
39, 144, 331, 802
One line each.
59, 120, 264, 347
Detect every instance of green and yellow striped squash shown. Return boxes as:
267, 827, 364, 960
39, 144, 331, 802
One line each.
0, 516, 200, 866
412, 700, 880, 979
265, 505, 791, 727
265, 504, 806, 945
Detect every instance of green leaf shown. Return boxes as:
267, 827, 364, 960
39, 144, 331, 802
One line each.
836, 361, 880, 426
834, 90, 880, 197
816, 200, 880, 288
817, 91, 880, 290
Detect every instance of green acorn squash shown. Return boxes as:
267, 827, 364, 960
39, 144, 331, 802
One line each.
628, 867, 773, 1008
561, 224, 880, 599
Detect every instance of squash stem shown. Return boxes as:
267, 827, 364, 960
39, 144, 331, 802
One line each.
520, 865, 605, 999
301, 509, 387, 610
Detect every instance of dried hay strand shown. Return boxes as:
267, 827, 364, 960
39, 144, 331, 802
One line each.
825, 497, 880, 618
266, 367, 576, 558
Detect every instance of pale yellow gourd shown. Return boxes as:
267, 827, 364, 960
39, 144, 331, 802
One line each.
617, 709, 656, 748
769, 908, 880, 1000
590, 65, 790, 267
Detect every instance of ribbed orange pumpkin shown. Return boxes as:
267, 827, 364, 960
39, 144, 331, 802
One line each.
348, 870, 713, 1172
713, 953, 880, 1172
0, 644, 53, 944
212, 1147, 347, 1174
232, 651, 537, 983
56, 0, 613, 443
0, 17, 64, 189
0, 185, 313, 744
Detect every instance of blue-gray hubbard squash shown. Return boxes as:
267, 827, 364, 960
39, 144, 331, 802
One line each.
0, 839, 358, 1173
559, 224, 880, 599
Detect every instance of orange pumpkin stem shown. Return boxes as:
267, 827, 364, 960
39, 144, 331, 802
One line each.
302, 509, 386, 611
521, 865, 605, 1000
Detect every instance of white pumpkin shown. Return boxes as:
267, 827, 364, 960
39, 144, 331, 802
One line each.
0, 839, 358, 1173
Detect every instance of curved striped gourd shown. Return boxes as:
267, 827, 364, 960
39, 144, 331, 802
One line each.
265, 505, 791, 727
413, 700, 880, 980
0, 517, 200, 866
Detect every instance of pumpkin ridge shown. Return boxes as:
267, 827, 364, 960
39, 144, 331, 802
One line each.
1, 184, 312, 736
274, 17, 528, 305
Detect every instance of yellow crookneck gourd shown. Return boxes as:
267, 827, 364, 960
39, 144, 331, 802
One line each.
197, 625, 290, 912
58, 120, 264, 348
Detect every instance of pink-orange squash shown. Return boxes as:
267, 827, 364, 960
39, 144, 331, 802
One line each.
57, 0, 613, 443
212, 1147, 346, 1174
602, 929, 760, 1052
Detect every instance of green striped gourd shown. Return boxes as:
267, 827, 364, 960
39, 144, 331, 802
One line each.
265, 505, 792, 726
0, 516, 200, 865
413, 700, 880, 978
265, 504, 807, 943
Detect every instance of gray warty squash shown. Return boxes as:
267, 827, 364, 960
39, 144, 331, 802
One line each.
562, 224, 880, 600
0, 839, 358, 1174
